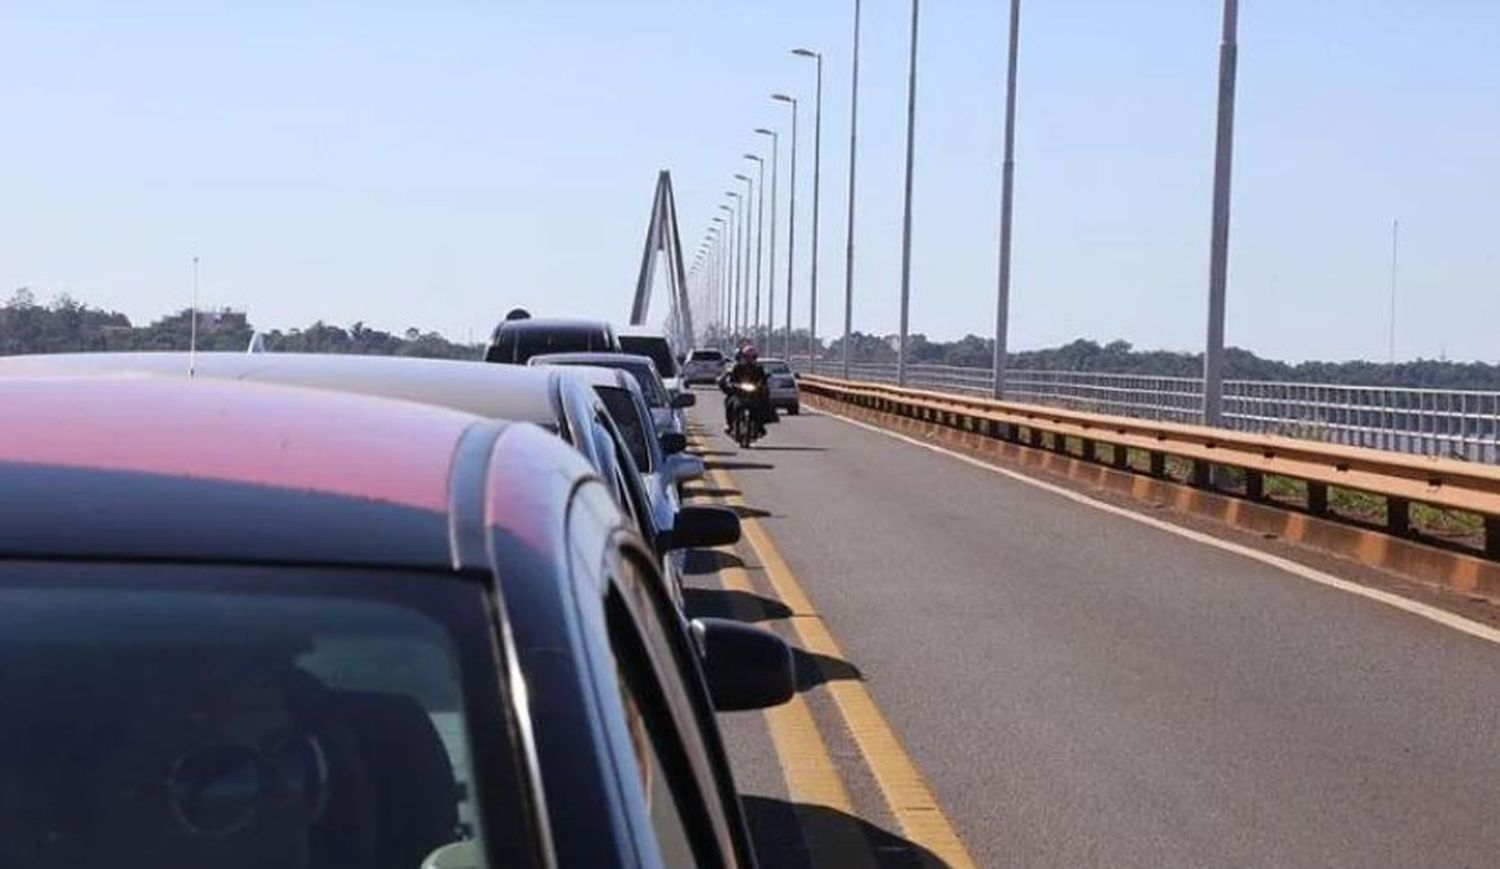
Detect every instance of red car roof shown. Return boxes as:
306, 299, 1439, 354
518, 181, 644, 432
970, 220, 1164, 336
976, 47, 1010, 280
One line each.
0, 376, 475, 514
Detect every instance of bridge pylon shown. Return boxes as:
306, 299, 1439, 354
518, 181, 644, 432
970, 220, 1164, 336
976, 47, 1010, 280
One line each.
630, 171, 695, 349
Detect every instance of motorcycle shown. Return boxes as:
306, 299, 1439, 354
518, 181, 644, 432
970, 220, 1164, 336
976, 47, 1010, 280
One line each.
731, 381, 764, 449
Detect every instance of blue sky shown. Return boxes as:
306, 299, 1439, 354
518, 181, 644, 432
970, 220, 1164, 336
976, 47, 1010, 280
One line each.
3, 1, 1497, 361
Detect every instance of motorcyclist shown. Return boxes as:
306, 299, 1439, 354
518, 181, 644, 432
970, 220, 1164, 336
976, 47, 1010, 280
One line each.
719, 344, 771, 437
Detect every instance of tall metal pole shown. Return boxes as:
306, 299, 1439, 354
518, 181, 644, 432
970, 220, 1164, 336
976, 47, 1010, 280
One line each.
744, 153, 765, 348
774, 94, 799, 361
721, 202, 738, 337
993, 0, 1022, 399
895, 0, 921, 387
756, 128, 779, 349
1202, 0, 1239, 427
742, 182, 753, 340
794, 49, 824, 373
841, 0, 862, 379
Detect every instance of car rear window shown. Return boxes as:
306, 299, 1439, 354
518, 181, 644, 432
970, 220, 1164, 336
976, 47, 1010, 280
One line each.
687, 350, 723, 362
619, 336, 678, 379
595, 386, 653, 472
488, 326, 607, 364
763, 361, 791, 375
0, 565, 526, 868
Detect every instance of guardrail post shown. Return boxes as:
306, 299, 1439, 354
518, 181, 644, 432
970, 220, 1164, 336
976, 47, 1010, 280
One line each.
1149, 451, 1166, 477
1052, 433, 1069, 456
1111, 444, 1130, 471
1081, 438, 1096, 462
1486, 516, 1500, 561
1245, 469, 1264, 500
1028, 427, 1043, 449
1306, 482, 1328, 515
1386, 497, 1410, 537
1191, 460, 1213, 489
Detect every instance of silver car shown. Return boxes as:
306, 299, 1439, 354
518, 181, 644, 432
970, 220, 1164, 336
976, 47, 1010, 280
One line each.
760, 357, 801, 415
528, 351, 693, 436
555, 365, 706, 605
681, 348, 727, 385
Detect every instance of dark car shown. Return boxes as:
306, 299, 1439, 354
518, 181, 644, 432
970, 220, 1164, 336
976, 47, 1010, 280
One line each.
0, 375, 791, 868
484, 317, 619, 364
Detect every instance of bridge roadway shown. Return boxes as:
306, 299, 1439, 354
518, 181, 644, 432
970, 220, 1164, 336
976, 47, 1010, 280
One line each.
680, 396, 1500, 867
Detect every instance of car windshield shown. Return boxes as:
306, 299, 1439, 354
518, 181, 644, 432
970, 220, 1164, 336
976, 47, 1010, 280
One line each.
595, 386, 653, 472
619, 336, 678, 379
0, 564, 518, 869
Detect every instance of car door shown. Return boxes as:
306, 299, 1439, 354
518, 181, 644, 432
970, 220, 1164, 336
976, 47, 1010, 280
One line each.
565, 481, 750, 868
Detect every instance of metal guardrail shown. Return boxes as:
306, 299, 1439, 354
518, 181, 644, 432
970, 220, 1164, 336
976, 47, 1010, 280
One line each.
798, 374, 1500, 559
791, 360, 1500, 464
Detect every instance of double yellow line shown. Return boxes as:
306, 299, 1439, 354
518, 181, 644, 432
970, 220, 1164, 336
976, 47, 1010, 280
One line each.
691, 440, 976, 868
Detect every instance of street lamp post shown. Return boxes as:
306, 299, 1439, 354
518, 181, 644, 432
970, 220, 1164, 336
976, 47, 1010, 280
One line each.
841, 0, 862, 379
1203, 0, 1239, 427
793, 47, 824, 372
754, 127, 779, 349
743, 154, 765, 350
895, 0, 921, 387
773, 93, 799, 363
711, 219, 726, 346
993, 0, 1021, 399
720, 202, 738, 338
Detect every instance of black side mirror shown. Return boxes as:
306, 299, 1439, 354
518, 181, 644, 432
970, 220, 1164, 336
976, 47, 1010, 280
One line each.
692, 618, 795, 710
657, 506, 740, 551
671, 392, 697, 409
659, 432, 688, 455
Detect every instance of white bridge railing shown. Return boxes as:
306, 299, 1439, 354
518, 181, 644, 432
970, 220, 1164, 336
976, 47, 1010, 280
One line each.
789, 360, 1500, 464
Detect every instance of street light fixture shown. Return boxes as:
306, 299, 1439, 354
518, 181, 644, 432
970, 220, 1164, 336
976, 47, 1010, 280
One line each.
754, 127, 780, 347
792, 47, 825, 372
772, 93, 800, 362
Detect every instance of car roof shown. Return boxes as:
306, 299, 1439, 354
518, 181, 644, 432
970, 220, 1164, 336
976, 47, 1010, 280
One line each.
0, 352, 563, 426
528, 351, 657, 371
493, 318, 612, 335
0, 375, 488, 567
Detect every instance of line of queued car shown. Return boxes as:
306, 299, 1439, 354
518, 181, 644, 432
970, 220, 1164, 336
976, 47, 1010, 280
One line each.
0, 317, 795, 868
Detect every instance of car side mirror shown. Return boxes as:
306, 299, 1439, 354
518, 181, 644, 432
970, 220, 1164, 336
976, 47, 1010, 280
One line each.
671, 392, 697, 409
659, 432, 688, 455
692, 618, 795, 710
657, 506, 739, 551
664, 453, 705, 484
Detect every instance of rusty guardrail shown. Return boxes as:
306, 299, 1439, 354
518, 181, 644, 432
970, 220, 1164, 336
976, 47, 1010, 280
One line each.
800, 374, 1500, 560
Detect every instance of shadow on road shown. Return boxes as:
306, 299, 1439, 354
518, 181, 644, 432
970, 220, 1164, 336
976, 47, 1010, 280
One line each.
705, 460, 775, 471
680, 485, 743, 499
793, 648, 864, 691
684, 587, 792, 623
751, 445, 829, 453
741, 795, 947, 868
728, 504, 773, 520
679, 549, 746, 576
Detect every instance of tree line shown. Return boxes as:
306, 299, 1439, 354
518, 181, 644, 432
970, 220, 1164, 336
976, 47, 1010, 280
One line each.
0, 289, 480, 360
6, 290, 1499, 390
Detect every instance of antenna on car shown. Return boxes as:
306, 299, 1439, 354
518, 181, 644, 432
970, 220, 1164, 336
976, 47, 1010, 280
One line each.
188, 256, 200, 378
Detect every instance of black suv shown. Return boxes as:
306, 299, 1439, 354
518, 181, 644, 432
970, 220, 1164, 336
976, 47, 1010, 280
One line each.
484, 317, 619, 364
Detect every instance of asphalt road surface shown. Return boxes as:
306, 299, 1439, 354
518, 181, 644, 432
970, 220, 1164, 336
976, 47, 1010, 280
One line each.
687, 398, 1500, 868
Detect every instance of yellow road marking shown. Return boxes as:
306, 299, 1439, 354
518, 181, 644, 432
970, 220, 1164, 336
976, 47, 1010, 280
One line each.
703, 461, 979, 868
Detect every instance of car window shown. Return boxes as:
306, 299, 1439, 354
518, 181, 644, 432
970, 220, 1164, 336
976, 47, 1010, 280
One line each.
620, 364, 668, 408
604, 583, 717, 867
763, 361, 791, 375
0, 565, 524, 869
619, 336, 678, 380
490, 327, 604, 364
595, 386, 653, 472
687, 350, 722, 363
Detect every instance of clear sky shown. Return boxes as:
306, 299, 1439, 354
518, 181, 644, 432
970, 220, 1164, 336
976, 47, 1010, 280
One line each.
3, 1, 1497, 361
